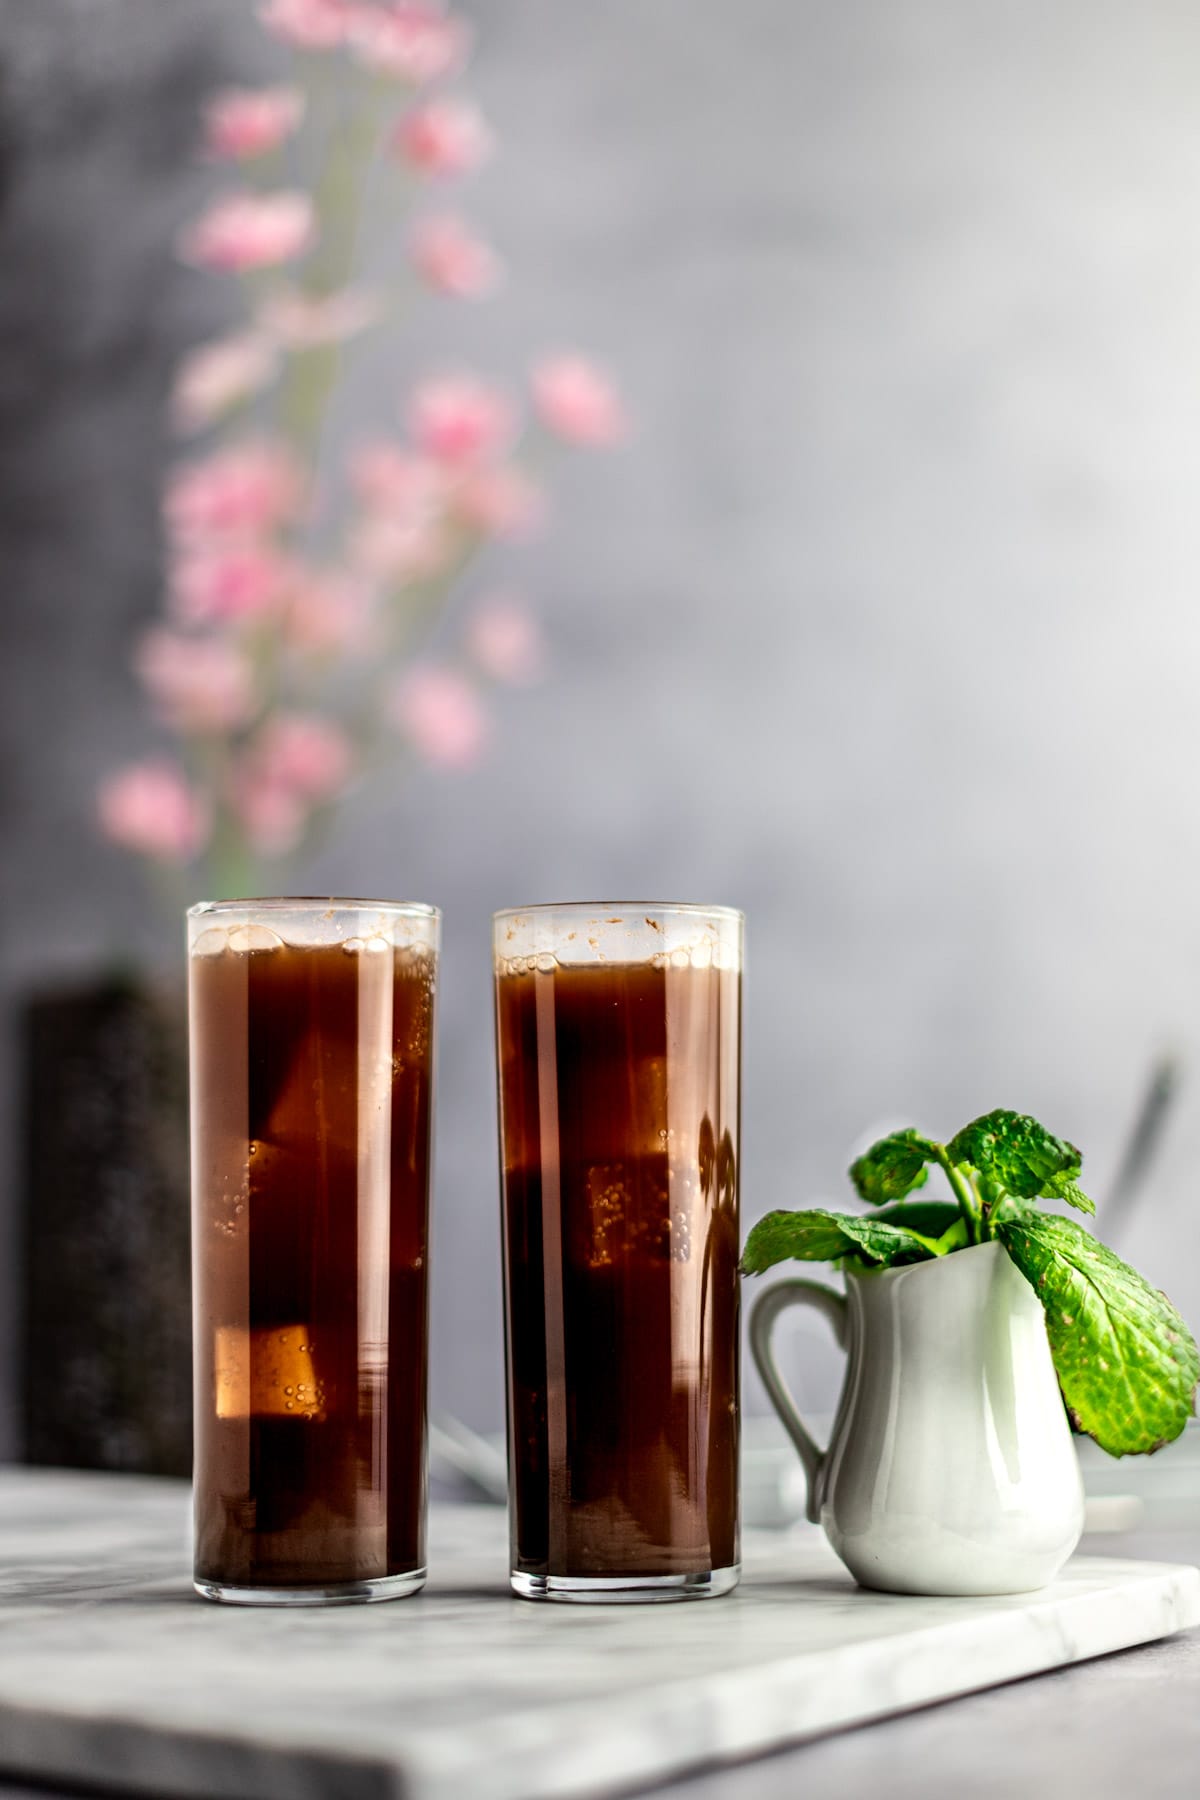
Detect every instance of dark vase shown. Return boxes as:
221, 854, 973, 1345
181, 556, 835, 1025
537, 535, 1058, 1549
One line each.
21, 976, 191, 1475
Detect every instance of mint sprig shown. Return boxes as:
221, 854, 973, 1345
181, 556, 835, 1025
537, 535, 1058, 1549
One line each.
741, 1107, 1198, 1457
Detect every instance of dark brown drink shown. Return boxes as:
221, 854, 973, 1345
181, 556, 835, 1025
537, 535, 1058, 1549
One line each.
189, 902, 437, 1603
495, 906, 741, 1600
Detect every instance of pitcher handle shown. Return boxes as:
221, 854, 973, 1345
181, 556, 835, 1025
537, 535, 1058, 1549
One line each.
749, 1279, 849, 1525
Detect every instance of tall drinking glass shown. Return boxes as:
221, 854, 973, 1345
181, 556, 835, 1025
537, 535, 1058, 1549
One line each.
495, 903, 742, 1602
189, 898, 438, 1604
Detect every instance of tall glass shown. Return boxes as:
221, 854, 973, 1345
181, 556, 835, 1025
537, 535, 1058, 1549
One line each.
494, 903, 742, 1602
188, 898, 438, 1604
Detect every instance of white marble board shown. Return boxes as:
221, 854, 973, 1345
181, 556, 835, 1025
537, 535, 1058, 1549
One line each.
0, 1470, 1196, 1800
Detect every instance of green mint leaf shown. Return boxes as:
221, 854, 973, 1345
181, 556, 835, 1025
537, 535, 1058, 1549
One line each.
740, 1208, 942, 1277
848, 1130, 936, 1205
998, 1214, 1199, 1456
739, 1210, 851, 1273
948, 1109, 1081, 1200
1042, 1172, 1096, 1216
871, 1200, 963, 1239
932, 1216, 970, 1255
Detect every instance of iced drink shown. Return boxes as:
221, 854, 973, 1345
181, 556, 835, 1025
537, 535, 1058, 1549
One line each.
189, 899, 438, 1604
494, 905, 742, 1601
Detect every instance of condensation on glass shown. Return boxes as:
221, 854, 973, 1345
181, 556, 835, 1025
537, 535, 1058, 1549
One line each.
188, 898, 439, 1605
494, 903, 743, 1602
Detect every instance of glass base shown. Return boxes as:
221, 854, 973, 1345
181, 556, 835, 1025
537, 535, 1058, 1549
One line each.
511, 1564, 740, 1604
193, 1567, 426, 1607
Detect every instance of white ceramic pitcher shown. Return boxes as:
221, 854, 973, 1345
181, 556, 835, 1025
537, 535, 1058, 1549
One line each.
749, 1240, 1085, 1595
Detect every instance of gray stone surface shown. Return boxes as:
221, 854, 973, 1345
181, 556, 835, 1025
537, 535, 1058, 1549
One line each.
5, 0, 1200, 1463
0, 1469, 1196, 1800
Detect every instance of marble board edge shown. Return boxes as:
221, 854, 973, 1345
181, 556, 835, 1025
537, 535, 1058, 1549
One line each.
0, 1559, 1196, 1800
393, 1558, 1200, 1800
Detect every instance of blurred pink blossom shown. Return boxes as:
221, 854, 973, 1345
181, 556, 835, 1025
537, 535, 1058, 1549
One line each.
350, 512, 448, 585
103, 2, 627, 880
258, 0, 353, 50
410, 214, 500, 298
389, 664, 488, 767
408, 374, 515, 465
171, 331, 279, 433
393, 98, 491, 175
253, 712, 354, 797
229, 765, 308, 857
203, 87, 305, 160
170, 545, 292, 626
165, 441, 304, 542
98, 760, 210, 863
261, 285, 382, 348
230, 712, 353, 855
349, 441, 447, 516
179, 191, 315, 273
452, 464, 543, 539
283, 568, 374, 656
135, 629, 256, 732
465, 594, 544, 684
531, 354, 626, 446
349, 5, 471, 83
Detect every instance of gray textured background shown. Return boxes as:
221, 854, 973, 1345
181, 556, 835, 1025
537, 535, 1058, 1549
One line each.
4, 0, 1200, 1459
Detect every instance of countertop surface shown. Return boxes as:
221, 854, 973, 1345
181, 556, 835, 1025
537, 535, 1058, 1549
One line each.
0, 1469, 1198, 1799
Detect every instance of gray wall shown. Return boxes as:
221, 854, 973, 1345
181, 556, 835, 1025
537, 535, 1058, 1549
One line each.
4, 0, 1200, 1456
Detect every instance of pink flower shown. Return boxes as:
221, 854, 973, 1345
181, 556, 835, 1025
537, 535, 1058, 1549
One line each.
135, 629, 256, 732
465, 595, 544, 684
229, 713, 354, 855
408, 374, 515, 466
257, 0, 354, 50
389, 664, 488, 768
253, 713, 354, 797
179, 192, 315, 274
171, 331, 279, 433
283, 568, 374, 657
350, 512, 448, 584
531, 354, 626, 447
170, 545, 292, 625
349, 441, 447, 516
229, 765, 308, 857
410, 214, 500, 298
203, 87, 305, 160
452, 464, 543, 539
393, 98, 491, 175
349, 5, 471, 83
260, 285, 382, 349
164, 442, 304, 543
98, 760, 209, 863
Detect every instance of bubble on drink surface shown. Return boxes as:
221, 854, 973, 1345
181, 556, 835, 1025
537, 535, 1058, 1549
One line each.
228, 923, 285, 954
341, 934, 391, 956
191, 928, 229, 957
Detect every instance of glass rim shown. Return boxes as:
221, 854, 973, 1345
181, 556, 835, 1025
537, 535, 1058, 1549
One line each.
188, 897, 440, 920
493, 901, 744, 924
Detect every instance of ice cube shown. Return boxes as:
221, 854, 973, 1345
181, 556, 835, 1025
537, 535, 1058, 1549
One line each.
228, 922, 285, 954
191, 927, 229, 957
213, 1323, 325, 1421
